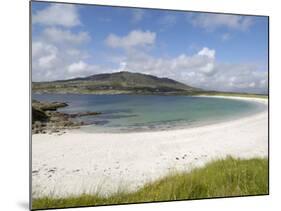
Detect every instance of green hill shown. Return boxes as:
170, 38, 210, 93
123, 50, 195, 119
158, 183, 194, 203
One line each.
32, 71, 202, 95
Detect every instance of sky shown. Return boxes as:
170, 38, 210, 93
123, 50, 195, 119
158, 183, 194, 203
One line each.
31, 2, 268, 93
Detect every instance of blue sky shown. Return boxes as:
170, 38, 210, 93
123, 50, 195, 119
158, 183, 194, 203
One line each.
32, 2, 268, 93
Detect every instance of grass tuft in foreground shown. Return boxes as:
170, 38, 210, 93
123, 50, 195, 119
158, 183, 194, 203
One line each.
32, 157, 268, 210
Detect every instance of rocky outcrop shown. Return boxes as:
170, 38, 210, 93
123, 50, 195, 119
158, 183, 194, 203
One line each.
32, 107, 49, 123
69, 111, 101, 118
32, 100, 68, 111
32, 100, 101, 134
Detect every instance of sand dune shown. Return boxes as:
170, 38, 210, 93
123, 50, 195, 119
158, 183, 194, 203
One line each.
32, 96, 268, 198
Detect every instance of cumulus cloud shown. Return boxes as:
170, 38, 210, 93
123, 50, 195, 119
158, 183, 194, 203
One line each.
32, 42, 58, 67
32, 40, 102, 81
33, 4, 80, 27
32, 31, 93, 81
32, 41, 59, 81
189, 13, 253, 31
66, 60, 104, 78
111, 47, 267, 93
32, 41, 57, 60
117, 47, 216, 77
32, 4, 266, 93
67, 60, 88, 73
105, 30, 156, 49
41, 27, 91, 45
198, 47, 215, 59
209, 63, 268, 93
32, 4, 97, 81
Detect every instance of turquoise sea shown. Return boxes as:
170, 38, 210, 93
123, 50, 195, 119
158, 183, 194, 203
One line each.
33, 94, 266, 132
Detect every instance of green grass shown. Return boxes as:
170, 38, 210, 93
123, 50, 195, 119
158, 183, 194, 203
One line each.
32, 157, 268, 210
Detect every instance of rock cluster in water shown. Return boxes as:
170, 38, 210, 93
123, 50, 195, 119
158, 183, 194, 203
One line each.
32, 100, 101, 134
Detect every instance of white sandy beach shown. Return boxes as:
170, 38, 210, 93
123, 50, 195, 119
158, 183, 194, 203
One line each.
32, 96, 268, 198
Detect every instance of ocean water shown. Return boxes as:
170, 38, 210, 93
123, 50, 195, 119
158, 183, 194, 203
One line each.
33, 94, 266, 132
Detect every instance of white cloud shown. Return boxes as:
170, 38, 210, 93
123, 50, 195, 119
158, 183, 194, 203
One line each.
66, 49, 85, 57
120, 47, 216, 77
66, 61, 106, 78
32, 40, 103, 81
32, 41, 57, 59
32, 41, 60, 80
67, 60, 88, 73
189, 13, 253, 31
32, 41, 58, 69
105, 30, 156, 49
32, 25, 93, 81
111, 47, 267, 93
32, 37, 96, 81
33, 37, 268, 93
33, 4, 80, 27
200, 63, 214, 74
209, 63, 268, 93
41, 27, 91, 45
32, 4, 266, 94
32, 4, 102, 81
115, 62, 127, 72
248, 82, 256, 88
38, 53, 56, 68
198, 47, 216, 59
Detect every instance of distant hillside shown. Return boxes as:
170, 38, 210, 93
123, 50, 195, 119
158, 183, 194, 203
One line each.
32, 71, 202, 95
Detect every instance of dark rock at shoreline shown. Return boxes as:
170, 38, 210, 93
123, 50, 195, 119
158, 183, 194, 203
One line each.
32, 100, 68, 111
32, 107, 49, 123
32, 100, 101, 134
69, 111, 102, 118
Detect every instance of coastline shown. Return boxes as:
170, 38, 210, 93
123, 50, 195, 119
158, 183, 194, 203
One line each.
32, 95, 268, 198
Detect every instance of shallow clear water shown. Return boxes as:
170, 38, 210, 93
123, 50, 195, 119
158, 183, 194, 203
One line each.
33, 94, 265, 132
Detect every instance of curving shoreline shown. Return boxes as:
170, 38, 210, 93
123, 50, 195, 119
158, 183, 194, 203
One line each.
32, 96, 268, 198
